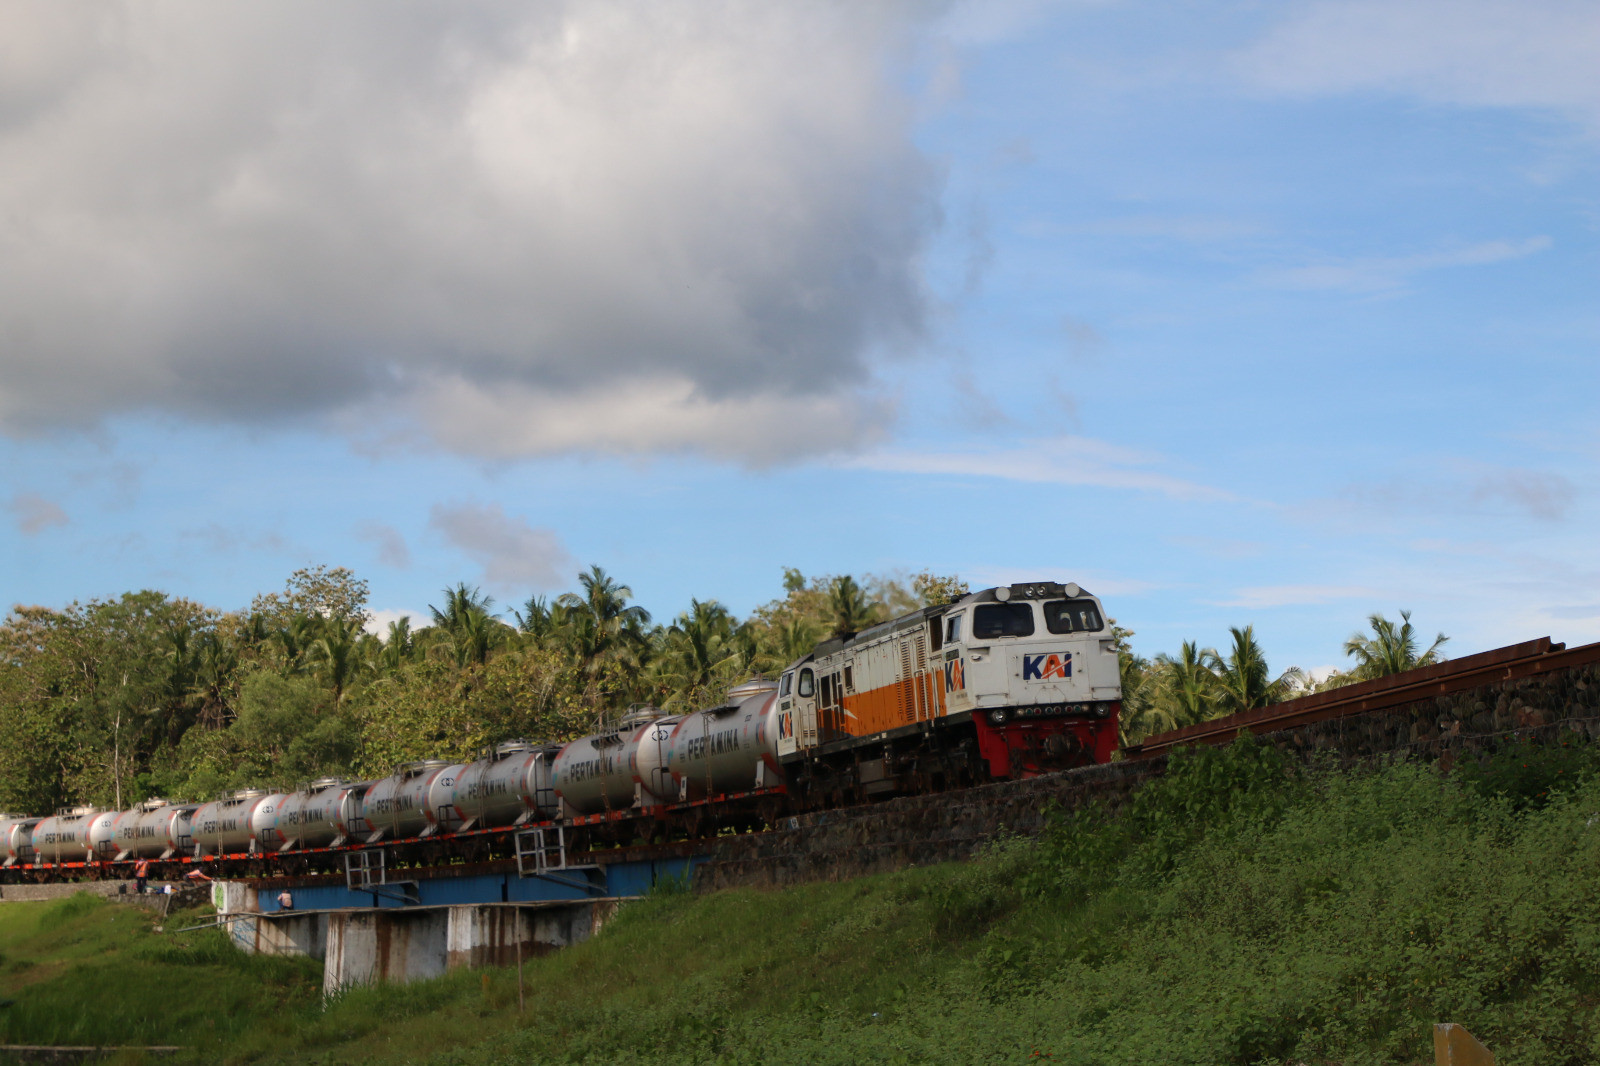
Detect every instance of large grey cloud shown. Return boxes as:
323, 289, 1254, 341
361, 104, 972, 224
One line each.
0, 2, 938, 462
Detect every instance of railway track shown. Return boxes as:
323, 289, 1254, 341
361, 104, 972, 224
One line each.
1124, 635, 1600, 759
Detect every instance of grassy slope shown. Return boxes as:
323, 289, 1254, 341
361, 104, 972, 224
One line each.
5, 738, 1600, 1065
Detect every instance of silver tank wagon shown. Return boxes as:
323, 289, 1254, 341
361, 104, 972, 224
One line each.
272, 778, 347, 850
551, 722, 654, 816
453, 742, 559, 829
31, 807, 103, 864
192, 789, 273, 856
666, 680, 781, 801
110, 799, 194, 860
0, 815, 41, 866
362, 761, 461, 840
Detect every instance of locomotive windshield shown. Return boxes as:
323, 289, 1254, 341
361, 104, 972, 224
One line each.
1044, 599, 1105, 634
973, 603, 1035, 639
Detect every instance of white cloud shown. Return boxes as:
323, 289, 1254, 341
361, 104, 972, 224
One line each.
1217, 584, 1380, 609
845, 436, 1235, 502
365, 607, 427, 636
1259, 237, 1552, 293
1240, 0, 1600, 132
400, 375, 893, 465
428, 502, 573, 593
0, 2, 937, 464
7, 493, 68, 534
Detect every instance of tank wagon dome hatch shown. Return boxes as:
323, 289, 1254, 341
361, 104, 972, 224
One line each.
395, 758, 453, 776
615, 703, 667, 728
704, 676, 777, 716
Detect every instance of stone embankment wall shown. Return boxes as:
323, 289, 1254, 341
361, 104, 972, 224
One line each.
693, 760, 1159, 893
1263, 660, 1600, 767
0, 880, 208, 913
694, 660, 1600, 893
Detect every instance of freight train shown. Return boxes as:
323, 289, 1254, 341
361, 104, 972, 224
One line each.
0, 581, 1120, 882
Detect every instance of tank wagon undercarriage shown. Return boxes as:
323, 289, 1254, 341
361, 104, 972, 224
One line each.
1, 582, 1121, 885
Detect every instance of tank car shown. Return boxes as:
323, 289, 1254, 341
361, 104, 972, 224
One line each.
452, 743, 559, 829
362, 760, 464, 841
0, 815, 40, 866
109, 798, 198, 860
30, 806, 103, 864
551, 719, 654, 816
665, 679, 781, 800
193, 789, 275, 856
271, 778, 348, 850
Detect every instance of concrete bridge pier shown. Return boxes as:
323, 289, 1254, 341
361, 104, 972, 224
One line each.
212, 882, 617, 992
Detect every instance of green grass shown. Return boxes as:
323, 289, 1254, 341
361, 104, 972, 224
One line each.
0, 892, 321, 1055
7, 736, 1600, 1064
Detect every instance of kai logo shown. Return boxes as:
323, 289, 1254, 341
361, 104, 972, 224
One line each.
943, 658, 966, 693
778, 712, 793, 741
1022, 652, 1071, 682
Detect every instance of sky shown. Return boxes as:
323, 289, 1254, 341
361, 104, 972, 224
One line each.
2, 0, 1597, 675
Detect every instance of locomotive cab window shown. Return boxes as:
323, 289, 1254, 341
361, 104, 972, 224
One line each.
797, 668, 815, 698
779, 672, 792, 697
946, 614, 963, 643
973, 603, 1035, 639
1043, 600, 1105, 634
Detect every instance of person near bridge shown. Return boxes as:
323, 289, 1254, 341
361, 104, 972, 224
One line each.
133, 858, 150, 894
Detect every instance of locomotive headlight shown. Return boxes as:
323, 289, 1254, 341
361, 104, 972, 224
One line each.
989, 710, 1009, 724
1093, 704, 1110, 718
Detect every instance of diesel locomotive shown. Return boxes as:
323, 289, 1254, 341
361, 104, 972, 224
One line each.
0, 581, 1120, 881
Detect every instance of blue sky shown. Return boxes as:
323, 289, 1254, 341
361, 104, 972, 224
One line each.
3, 0, 1597, 675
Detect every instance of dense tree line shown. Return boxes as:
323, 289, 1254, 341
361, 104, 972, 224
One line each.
0, 562, 1444, 813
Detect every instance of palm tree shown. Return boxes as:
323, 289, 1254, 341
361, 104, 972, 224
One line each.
1205, 626, 1294, 715
453, 608, 497, 668
1156, 640, 1218, 727
380, 617, 413, 673
308, 615, 366, 703
828, 575, 879, 639
557, 566, 651, 663
273, 612, 319, 675
430, 583, 496, 631
655, 600, 743, 707
515, 595, 559, 645
1343, 611, 1448, 679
